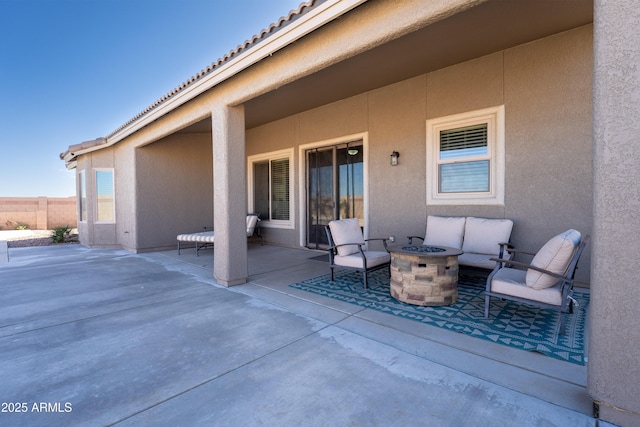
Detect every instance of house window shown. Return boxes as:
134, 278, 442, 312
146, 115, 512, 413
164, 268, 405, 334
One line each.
95, 169, 115, 222
78, 170, 87, 222
426, 106, 505, 205
248, 149, 293, 228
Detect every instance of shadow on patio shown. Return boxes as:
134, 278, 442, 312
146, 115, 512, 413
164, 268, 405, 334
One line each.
0, 243, 596, 426
147, 245, 592, 413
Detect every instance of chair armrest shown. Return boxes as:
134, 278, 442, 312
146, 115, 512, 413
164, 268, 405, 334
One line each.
407, 236, 424, 245
366, 237, 391, 251
328, 242, 365, 251
489, 257, 574, 284
503, 247, 536, 256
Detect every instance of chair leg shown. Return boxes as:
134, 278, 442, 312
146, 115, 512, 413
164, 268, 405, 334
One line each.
178, 241, 181, 255
330, 267, 334, 281
559, 311, 567, 336
484, 295, 490, 318
363, 271, 368, 289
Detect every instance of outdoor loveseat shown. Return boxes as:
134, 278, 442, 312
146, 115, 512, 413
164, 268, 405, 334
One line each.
408, 215, 514, 270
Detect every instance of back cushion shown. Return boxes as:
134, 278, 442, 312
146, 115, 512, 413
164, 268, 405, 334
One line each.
526, 229, 581, 290
246, 215, 259, 236
329, 218, 365, 256
462, 217, 514, 256
424, 216, 466, 249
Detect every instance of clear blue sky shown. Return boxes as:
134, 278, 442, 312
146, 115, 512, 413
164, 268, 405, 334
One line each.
0, 0, 303, 198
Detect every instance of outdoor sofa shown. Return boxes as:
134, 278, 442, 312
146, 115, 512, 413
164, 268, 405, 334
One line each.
408, 215, 514, 270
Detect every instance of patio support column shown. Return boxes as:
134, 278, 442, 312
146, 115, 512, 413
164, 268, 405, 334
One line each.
590, 1, 640, 425
211, 104, 247, 286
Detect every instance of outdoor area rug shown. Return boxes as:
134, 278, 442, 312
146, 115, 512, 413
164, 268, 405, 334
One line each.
290, 269, 589, 365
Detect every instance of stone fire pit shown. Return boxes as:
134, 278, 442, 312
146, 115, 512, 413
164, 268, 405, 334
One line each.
388, 245, 462, 306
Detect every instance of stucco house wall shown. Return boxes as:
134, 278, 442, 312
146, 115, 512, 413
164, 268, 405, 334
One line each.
246, 25, 592, 282
75, 150, 118, 248
134, 133, 214, 251
590, 0, 640, 424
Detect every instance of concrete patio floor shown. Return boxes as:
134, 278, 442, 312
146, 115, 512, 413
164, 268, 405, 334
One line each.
0, 243, 606, 426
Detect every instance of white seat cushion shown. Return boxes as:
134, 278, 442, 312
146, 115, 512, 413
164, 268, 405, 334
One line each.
329, 218, 365, 256
526, 229, 581, 290
176, 231, 215, 243
491, 267, 563, 306
424, 216, 466, 249
462, 217, 513, 256
334, 251, 390, 269
246, 215, 259, 237
458, 252, 495, 270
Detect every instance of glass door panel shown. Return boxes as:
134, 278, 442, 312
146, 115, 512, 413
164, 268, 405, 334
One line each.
307, 148, 334, 248
306, 143, 363, 249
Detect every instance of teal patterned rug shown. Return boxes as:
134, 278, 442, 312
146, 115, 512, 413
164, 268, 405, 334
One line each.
290, 269, 589, 365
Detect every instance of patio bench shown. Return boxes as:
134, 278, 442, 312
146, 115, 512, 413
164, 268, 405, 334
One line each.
408, 215, 514, 270
177, 214, 262, 256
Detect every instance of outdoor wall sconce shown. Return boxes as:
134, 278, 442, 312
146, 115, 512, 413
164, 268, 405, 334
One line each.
390, 151, 400, 166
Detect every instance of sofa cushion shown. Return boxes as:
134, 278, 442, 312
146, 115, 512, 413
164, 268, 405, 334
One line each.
424, 216, 466, 249
458, 252, 496, 270
526, 229, 581, 290
462, 217, 513, 256
329, 218, 365, 256
491, 267, 563, 305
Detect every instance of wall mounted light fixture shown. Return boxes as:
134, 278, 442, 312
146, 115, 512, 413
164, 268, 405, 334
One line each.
390, 151, 400, 166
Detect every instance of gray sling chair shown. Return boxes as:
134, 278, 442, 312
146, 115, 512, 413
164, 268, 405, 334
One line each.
325, 218, 391, 289
484, 229, 589, 335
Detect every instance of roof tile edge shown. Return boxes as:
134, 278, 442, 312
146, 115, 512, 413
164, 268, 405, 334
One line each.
105, 0, 321, 140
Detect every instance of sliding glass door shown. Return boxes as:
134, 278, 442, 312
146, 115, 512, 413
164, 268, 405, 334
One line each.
306, 142, 363, 249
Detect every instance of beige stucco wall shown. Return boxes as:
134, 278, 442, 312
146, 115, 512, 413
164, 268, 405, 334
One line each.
246, 25, 593, 282
134, 133, 214, 252
76, 128, 213, 252
75, 151, 118, 248
589, 0, 640, 425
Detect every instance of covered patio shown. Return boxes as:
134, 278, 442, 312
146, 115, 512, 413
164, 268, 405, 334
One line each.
0, 244, 599, 426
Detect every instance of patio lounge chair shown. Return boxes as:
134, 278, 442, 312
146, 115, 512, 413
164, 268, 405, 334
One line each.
325, 218, 391, 289
177, 213, 261, 256
484, 229, 589, 335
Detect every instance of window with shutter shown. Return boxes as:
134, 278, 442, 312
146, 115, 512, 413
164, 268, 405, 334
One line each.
426, 106, 504, 205
248, 149, 293, 228
95, 169, 115, 222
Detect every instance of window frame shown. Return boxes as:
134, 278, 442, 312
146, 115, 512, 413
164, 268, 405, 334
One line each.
426, 105, 505, 205
78, 170, 87, 222
247, 149, 294, 229
94, 168, 116, 224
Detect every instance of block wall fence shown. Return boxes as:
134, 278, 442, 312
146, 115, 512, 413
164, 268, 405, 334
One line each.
0, 197, 77, 230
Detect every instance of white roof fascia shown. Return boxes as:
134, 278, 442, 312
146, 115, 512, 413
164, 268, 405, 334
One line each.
102, 0, 367, 147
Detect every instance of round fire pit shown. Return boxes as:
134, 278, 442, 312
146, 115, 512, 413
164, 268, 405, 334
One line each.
387, 245, 462, 306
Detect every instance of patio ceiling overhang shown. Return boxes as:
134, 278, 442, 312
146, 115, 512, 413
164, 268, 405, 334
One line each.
61, 0, 593, 164
242, 0, 593, 129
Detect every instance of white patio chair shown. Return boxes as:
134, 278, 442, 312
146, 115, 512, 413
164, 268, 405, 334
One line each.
325, 218, 390, 289
484, 229, 589, 335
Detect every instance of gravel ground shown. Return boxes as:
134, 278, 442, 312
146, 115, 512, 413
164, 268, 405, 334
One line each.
0, 230, 79, 248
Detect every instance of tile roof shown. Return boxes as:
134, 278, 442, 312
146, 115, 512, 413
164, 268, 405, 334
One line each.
106, 0, 319, 140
